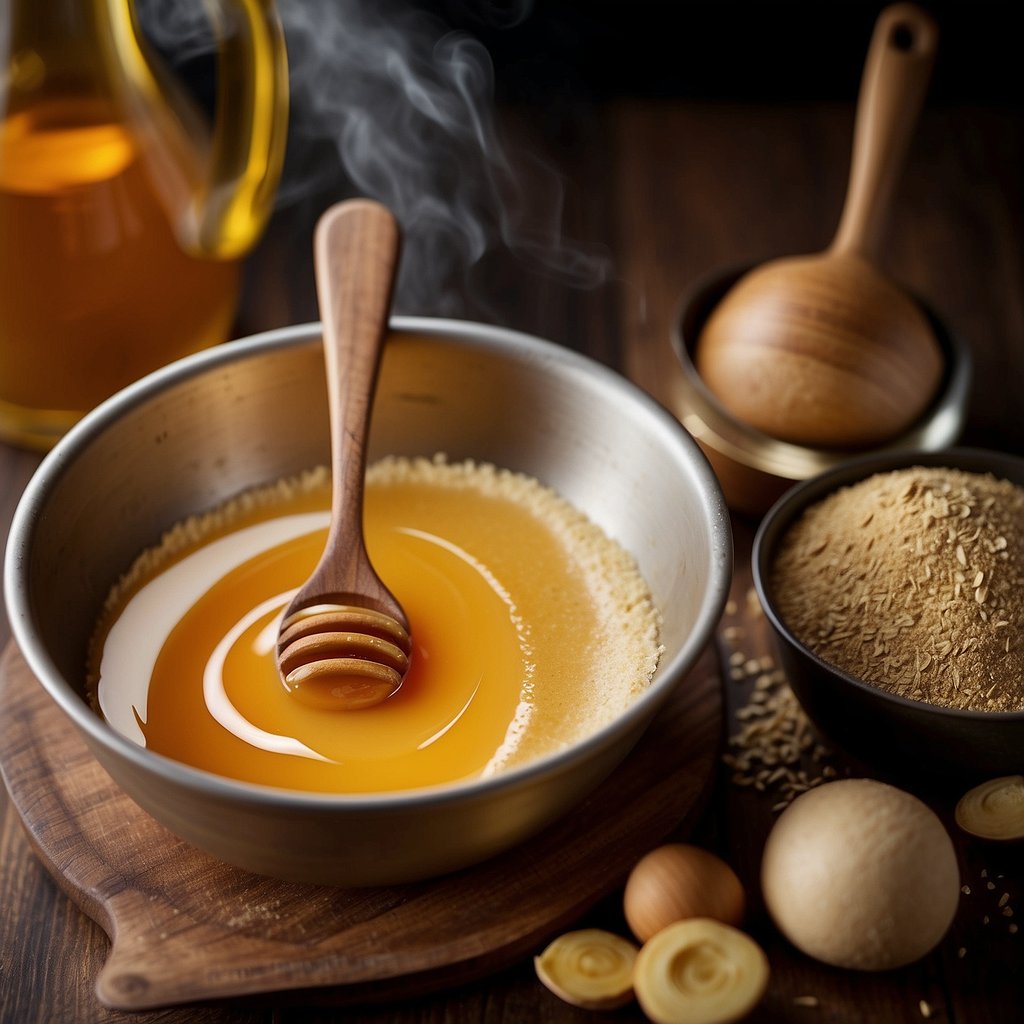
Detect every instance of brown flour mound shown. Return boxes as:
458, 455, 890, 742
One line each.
770, 467, 1024, 711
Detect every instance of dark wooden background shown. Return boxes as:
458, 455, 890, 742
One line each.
2, 1, 1022, 1021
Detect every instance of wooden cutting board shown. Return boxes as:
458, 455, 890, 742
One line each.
0, 641, 722, 1012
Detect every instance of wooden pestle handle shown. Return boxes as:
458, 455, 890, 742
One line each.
828, 3, 938, 262
290, 199, 405, 622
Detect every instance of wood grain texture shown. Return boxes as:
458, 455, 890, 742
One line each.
693, 250, 944, 446
0, 641, 721, 1013
829, 3, 938, 261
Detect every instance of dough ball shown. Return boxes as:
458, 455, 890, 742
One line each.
760, 778, 959, 970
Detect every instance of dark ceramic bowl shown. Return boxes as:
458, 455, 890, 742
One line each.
753, 447, 1024, 784
671, 265, 972, 517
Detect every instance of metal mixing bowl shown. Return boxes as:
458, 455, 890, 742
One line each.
670, 266, 972, 517
4, 318, 732, 886
753, 446, 1024, 784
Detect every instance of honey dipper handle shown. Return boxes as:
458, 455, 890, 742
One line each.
301, 199, 401, 614
828, 3, 938, 261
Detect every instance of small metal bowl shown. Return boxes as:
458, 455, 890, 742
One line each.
670, 265, 972, 517
753, 446, 1024, 784
4, 317, 732, 886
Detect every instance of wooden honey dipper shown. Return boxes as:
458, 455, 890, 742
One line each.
276, 199, 411, 711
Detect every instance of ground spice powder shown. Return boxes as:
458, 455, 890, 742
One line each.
770, 467, 1024, 711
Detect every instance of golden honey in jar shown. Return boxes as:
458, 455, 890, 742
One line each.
0, 98, 240, 448
89, 457, 663, 793
0, 0, 288, 449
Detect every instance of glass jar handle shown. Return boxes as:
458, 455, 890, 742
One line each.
114, 0, 289, 260
196, 0, 289, 258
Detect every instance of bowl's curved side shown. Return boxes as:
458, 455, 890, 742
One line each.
6, 318, 732, 885
752, 447, 1024, 782
81, 721, 648, 886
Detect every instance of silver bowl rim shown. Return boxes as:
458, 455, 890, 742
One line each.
5, 315, 733, 811
752, 444, 1024, 724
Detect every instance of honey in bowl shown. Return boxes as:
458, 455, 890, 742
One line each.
89, 456, 663, 794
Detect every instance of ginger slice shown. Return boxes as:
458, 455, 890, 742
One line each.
534, 928, 638, 1010
633, 918, 769, 1024
955, 775, 1024, 840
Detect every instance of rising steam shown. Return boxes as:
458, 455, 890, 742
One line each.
137, 0, 610, 318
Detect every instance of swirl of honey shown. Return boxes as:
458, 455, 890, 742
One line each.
93, 458, 661, 793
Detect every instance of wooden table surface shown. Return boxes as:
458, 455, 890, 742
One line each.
2, 5, 1022, 1021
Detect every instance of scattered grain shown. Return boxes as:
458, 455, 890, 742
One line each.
721, 593, 838, 807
